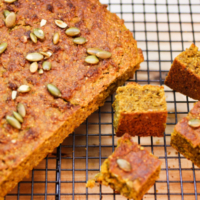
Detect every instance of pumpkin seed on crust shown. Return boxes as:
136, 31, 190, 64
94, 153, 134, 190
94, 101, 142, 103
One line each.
96, 50, 112, 59
33, 28, 45, 40
43, 61, 52, 71
6, 115, 21, 129
55, 20, 67, 28
85, 55, 99, 64
117, 159, 132, 172
0, 42, 7, 54
65, 27, 80, 36
53, 32, 60, 45
5, 12, 16, 28
17, 103, 26, 117
30, 33, 37, 43
13, 111, 23, 123
47, 84, 62, 98
18, 85, 31, 93
87, 48, 102, 55
73, 37, 87, 45
26, 52, 44, 62
188, 119, 200, 128
4, 0, 17, 3
30, 62, 38, 73
3, 10, 10, 18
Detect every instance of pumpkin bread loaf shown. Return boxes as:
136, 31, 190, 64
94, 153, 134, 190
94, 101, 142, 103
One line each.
171, 101, 200, 168
86, 133, 162, 200
165, 44, 200, 100
113, 83, 167, 137
0, 0, 144, 197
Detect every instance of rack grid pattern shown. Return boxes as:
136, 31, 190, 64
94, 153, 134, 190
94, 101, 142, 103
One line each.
5, 0, 200, 200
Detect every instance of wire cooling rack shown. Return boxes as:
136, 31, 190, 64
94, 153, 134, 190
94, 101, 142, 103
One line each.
5, 0, 200, 200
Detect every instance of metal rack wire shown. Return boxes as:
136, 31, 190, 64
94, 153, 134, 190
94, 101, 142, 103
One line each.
5, 0, 200, 200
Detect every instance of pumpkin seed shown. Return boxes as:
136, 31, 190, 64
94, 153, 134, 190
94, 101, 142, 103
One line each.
96, 50, 112, 59
87, 48, 102, 55
38, 69, 44, 74
4, 0, 17, 3
47, 84, 62, 98
5, 12, 16, 28
0, 42, 7, 54
55, 20, 67, 28
6, 115, 21, 129
17, 103, 26, 117
3, 10, 10, 18
13, 111, 23, 123
65, 27, 80, 36
85, 55, 99, 64
26, 52, 44, 62
188, 119, 200, 128
11, 91, 17, 100
40, 19, 47, 27
40, 51, 52, 59
30, 62, 38, 73
117, 159, 132, 172
30, 32, 37, 43
53, 32, 59, 45
33, 28, 45, 40
18, 85, 31, 93
73, 37, 87, 45
43, 61, 52, 71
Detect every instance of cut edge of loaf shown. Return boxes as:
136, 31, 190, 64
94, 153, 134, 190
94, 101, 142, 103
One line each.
170, 129, 200, 168
0, 53, 143, 197
113, 83, 167, 135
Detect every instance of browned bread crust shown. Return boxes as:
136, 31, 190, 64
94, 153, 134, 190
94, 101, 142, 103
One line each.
93, 134, 162, 200
171, 101, 200, 167
113, 83, 167, 137
165, 44, 200, 100
0, 0, 143, 197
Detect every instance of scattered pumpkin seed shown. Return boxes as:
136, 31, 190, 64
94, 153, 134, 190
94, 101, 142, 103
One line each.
26, 52, 43, 62
13, 111, 23, 123
18, 85, 31, 93
43, 61, 52, 71
73, 37, 87, 45
11, 91, 17, 100
17, 103, 26, 117
30, 32, 37, 43
47, 84, 62, 98
40, 19, 47, 27
55, 20, 68, 28
6, 115, 21, 129
87, 48, 102, 55
65, 27, 80, 36
0, 42, 7, 54
117, 159, 132, 172
30, 62, 38, 73
33, 28, 45, 40
96, 50, 112, 59
38, 69, 44, 74
3, 10, 10, 18
4, 0, 17, 3
85, 55, 99, 64
53, 32, 59, 45
188, 119, 200, 128
5, 12, 16, 28
40, 51, 52, 59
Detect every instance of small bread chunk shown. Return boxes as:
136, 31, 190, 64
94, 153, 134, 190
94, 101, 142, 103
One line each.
86, 134, 162, 200
171, 101, 200, 168
113, 83, 167, 137
165, 44, 200, 100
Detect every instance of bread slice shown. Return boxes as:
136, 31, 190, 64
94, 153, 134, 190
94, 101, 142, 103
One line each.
165, 44, 200, 100
0, 0, 143, 197
113, 83, 167, 137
